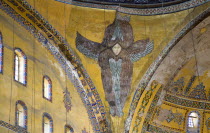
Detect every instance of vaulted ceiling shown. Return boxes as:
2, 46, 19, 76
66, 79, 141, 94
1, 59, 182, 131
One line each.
1, 0, 210, 132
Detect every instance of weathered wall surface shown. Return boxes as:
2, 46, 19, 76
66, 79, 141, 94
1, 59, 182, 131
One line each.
130, 4, 210, 132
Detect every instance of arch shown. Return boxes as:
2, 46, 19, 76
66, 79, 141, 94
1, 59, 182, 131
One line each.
14, 48, 27, 85
65, 125, 74, 133
186, 111, 201, 133
126, 7, 210, 132
15, 100, 27, 129
0, 1, 108, 131
43, 112, 53, 133
0, 32, 3, 73
43, 75, 52, 101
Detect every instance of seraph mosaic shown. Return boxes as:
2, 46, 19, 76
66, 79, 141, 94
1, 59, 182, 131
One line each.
76, 13, 154, 116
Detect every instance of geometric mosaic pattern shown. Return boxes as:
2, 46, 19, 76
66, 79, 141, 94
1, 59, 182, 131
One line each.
56, 0, 210, 15
168, 76, 208, 100
164, 94, 210, 110
147, 124, 179, 133
155, 108, 184, 125
0, 120, 28, 133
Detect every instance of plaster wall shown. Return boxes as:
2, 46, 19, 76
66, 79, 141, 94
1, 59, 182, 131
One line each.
0, 8, 93, 133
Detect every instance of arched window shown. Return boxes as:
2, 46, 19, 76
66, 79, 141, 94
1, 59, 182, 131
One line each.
0, 32, 3, 73
65, 125, 74, 133
15, 100, 27, 129
43, 76, 52, 101
43, 113, 53, 133
187, 111, 200, 133
14, 48, 27, 85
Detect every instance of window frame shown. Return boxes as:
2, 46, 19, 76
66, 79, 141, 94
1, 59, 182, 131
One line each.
65, 125, 74, 133
14, 48, 27, 86
42, 112, 53, 133
186, 111, 200, 133
43, 75, 52, 102
15, 100, 27, 129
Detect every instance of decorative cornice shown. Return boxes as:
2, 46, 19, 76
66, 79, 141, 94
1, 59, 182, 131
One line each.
125, 5, 210, 132
55, 0, 210, 16
0, 0, 109, 132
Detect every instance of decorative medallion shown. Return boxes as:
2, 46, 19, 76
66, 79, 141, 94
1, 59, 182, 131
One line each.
63, 88, 72, 112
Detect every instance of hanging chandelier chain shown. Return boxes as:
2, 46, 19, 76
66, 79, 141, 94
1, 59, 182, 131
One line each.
187, 9, 201, 83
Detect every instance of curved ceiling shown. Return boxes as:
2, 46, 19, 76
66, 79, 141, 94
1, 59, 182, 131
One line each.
56, 0, 210, 15
73, 0, 190, 8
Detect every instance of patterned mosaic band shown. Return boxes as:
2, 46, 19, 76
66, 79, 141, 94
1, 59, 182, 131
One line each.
146, 124, 179, 133
55, 0, 210, 16
141, 87, 163, 133
0, 37, 3, 73
0, 0, 108, 132
164, 94, 210, 109
125, 5, 210, 132
0, 120, 28, 133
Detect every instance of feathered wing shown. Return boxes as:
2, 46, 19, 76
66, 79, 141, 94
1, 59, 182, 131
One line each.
128, 39, 154, 62
76, 32, 104, 61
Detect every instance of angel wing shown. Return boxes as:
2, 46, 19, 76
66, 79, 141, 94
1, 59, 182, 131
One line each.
128, 39, 154, 62
76, 32, 105, 61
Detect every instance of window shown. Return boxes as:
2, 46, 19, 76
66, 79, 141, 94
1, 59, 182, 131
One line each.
43, 113, 53, 133
14, 48, 27, 85
15, 100, 27, 129
0, 32, 3, 73
65, 125, 74, 133
43, 76, 52, 101
187, 111, 200, 133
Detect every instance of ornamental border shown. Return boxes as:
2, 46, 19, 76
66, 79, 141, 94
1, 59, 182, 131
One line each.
55, 0, 210, 16
0, 120, 28, 133
0, 32, 3, 74
141, 87, 163, 132
164, 94, 210, 110
125, 5, 210, 132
